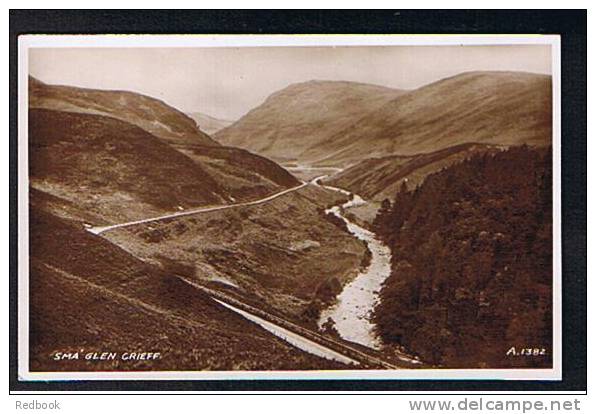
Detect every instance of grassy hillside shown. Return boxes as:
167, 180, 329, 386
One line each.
176, 143, 300, 202
29, 76, 217, 147
307, 71, 551, 166
29, 108, 300, 223
29, 77, 302, 222
327, 143, 501, 201
29, 196, 348, 371
29, 108, 231, 223
215, 80, 406, 163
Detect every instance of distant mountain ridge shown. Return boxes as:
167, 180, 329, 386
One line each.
305, 71, 552, 166
216, 72, 552, 167
215, 80, 407, 163
188, 112, 234, 135
29, 76, 218, 147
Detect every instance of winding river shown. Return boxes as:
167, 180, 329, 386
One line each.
316, 181, 392, 350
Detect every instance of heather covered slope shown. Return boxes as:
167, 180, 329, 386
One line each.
29, 108, 231, 223
372, 146, 552, 368
29, 76, 218, 147
307, 72, 551, 166
29, 108, 300, 223
102, 184, 368, 325
29, 78, 301, 218
176, 143, 300, 202
29, 197, 347, 371
215, 80, 406, 163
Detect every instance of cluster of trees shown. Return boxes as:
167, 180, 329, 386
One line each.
372, 146, 552, 368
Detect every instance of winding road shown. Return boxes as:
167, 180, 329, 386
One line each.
85, 170, 418, 368
87, 177, 324, 235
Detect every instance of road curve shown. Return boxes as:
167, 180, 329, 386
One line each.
87, 177, 325, 235
83, 166, 414, 368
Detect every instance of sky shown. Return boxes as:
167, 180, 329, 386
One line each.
29, 45, 551, 120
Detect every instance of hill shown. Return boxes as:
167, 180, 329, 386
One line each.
29, 76, 218, 147
306, 71, 551, 166
29, 195, 347, 371
326, 143, 501, 201
214, 80, 406, 164
175, 143, 299, 202
216, 72, 551, 168
102, 183, 368, 325
29, 108, 298, 223
188, 112, 233, 135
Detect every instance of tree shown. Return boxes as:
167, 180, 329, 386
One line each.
371, 146, 553, 369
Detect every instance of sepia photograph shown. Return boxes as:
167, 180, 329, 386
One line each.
17, 34, 561, 381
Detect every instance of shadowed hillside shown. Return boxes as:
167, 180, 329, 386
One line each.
29, 78, 301, 220
176, 143, 300, 202
29, 107, 300, 223
29, 108, 230, 223
29, 195, 347, 371
29, 76, 218, 147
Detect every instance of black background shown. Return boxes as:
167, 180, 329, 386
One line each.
9, 9, 587, 393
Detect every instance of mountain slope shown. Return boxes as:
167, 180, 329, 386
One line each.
29, 78, 301, 214
103, 183, 368, 324
176, 143, 300, 202
306, 71, 551, 166
326, 143, 501, 201
29, 108, 231, 223
29, 108, 299, 224
188, 112, 233, 135
215, 80, 406, 163
29, 76, 218, 147
29, 196, 347, 371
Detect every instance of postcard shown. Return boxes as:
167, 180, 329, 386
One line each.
17, 34, 561, 381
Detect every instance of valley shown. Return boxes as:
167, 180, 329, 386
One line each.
27, 68, 553, 371
315, 180, 394, 350
215, 80, 406, 165
187, 112, 233, 136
